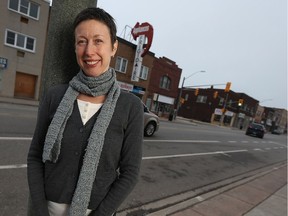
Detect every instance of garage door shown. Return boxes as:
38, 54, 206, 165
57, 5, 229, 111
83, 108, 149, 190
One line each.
14, 72, 37, 99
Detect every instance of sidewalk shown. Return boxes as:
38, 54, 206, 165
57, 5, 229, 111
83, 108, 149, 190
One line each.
146, 163, 287, 216
0, 96, 39, 107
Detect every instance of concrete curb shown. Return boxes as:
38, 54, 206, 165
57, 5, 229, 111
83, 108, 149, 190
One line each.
117, 162, 287, 216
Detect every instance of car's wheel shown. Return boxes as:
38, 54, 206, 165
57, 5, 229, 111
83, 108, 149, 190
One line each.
144, 122, 156, 137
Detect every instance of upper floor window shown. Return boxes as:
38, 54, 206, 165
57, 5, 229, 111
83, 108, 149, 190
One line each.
219, 98, 224, 106
196, 95, 207, 103
115, 56, 128, 73
8, 0, 40, 20
5, 29, 36, 52
139, 65, 149, 80
160, 75, 171, 89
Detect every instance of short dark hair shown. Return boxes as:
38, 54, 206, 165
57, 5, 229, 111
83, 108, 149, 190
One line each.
73, 7, 117, 46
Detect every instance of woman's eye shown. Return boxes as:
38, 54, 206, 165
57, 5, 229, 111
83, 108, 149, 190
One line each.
77, 40, 87, 45
95, 39, 103, 44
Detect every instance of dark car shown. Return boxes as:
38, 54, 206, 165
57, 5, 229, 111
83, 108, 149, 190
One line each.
245, 123, 265, 138
143, 104, 159, 137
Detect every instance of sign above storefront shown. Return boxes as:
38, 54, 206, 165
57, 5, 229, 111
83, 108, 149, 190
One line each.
118, 81, 133, 92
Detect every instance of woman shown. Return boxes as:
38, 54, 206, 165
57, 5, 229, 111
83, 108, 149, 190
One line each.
27, 7, 143, 216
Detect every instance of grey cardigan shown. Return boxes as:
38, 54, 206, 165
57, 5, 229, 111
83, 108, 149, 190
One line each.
27, 84, 143, 216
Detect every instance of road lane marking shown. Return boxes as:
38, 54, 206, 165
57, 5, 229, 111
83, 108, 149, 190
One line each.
196, 196, 204, 201
268, 141, 287, 147
0, 164, 27, 169
142, 149, 248, 160
0, 137, 32, 140
144, 140, 220, 143
1, 145, 284, 169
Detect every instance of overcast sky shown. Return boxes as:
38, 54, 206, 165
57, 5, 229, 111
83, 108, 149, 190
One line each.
97, 0, 287, 109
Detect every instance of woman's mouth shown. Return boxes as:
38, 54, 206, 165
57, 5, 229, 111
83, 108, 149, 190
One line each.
85, 60, 99, 66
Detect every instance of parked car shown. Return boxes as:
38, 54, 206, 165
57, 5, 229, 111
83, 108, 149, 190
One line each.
143, 104, 159, 137
245, 122, 265, 138
271, 128, 283, 135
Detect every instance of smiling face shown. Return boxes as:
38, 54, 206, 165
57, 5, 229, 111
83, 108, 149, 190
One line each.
75, 19, 118, 77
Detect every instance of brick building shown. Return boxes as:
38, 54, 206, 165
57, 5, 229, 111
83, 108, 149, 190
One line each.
145, 57, 182, 117
178, 87, 259, 129
110, 38, 182, 117
110, 37, 155, 102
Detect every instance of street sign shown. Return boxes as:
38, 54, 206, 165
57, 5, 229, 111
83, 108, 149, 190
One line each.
0, 57, 8, 69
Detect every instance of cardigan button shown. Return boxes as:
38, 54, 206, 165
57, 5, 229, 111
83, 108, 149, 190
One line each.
79, 128, 84, 133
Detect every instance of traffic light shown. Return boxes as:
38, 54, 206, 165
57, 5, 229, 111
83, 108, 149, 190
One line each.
224, 82, 231, 92
238, 99, 244, 106
213, 91, 218, 99
194, 88, 199, 96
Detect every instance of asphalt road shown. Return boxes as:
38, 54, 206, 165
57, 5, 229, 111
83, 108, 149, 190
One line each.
0, 103, 286, 215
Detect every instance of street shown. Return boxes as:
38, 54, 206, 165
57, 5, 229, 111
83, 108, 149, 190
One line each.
0, 103, 287, 215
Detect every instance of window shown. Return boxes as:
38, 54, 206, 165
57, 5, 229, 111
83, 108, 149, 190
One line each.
196, 95, 207, 103
115, 56, 128, 73
5, 29, 36, 52
139, 65, 149, 80
8, 0, 40, 20
219, 98, 224, 106
184, 93, 189, 101
160, 75, 171, 89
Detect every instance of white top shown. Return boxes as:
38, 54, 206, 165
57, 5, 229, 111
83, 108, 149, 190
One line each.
47, 99, 103, 215
47, 201, 92, 215
77, 99, 103, 125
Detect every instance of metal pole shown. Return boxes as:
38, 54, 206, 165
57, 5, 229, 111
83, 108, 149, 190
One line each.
220, 93, 229, 126
175, 77, 185, 118
175, 70, 205, 119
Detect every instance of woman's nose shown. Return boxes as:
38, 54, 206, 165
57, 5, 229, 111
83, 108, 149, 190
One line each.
85, 42, 95, 55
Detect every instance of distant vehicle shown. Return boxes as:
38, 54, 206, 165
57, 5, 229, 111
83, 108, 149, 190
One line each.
245, 122, 265, 138
271, 128, 283, 135
143, 104, 159, 137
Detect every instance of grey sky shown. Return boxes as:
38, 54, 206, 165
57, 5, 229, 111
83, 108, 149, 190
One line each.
97, 0, 287, 109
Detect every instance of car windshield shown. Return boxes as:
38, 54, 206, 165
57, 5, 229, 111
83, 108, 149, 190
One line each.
251, 124, 263, 129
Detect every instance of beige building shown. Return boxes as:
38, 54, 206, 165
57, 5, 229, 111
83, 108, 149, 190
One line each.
0, 0, 50, 100
254, 105, 265, 124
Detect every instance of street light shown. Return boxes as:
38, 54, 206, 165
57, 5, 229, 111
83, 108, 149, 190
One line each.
175, 70, 206, 118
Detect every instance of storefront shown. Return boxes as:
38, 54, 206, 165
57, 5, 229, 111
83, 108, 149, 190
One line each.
150, 93, 175, 117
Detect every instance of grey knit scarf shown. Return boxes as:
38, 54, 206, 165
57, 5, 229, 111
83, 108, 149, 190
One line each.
42, 68, 120, 215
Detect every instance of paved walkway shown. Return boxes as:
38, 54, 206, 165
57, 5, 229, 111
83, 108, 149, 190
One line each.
116, 163, 287, 216
166, 164, 287, 216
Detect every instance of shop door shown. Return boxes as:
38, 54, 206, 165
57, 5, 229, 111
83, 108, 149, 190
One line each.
14, 72, 37, 99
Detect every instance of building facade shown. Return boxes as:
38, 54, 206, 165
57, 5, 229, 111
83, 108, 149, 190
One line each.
262, 107, 287, 133
178, 87, 259, 129
110, 37, 155, 103
0, 0, 50, 100
111, 39, 182, 117
146, 57, 182, 117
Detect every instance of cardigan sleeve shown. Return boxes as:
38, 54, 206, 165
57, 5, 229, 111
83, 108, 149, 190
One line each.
91, 94, 144, 216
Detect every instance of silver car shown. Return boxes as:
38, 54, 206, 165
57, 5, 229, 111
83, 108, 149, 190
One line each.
143, 105, 160, 137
